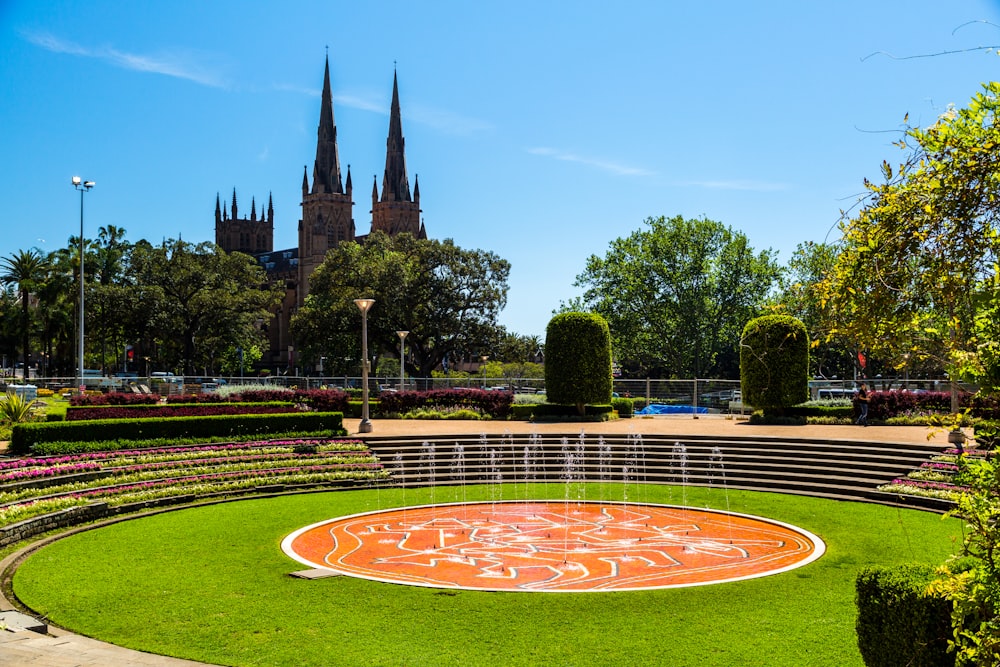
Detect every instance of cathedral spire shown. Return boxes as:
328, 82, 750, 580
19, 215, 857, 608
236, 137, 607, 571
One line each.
312, 56, 344, 195
380, 69, 411, 203
215, 193, 222, 224
231, 188, 238, 220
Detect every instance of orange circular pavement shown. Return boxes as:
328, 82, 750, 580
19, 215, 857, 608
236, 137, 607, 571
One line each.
282, 501, 825, 592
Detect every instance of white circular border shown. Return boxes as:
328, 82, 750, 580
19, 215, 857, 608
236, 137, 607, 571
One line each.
282, 500, 827, 593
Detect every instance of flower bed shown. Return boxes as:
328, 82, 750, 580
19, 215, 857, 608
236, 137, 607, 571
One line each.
876, 446, 994, 501
378, 388, 513, 418
11, 411, 347, 455
0, 438, 387, 528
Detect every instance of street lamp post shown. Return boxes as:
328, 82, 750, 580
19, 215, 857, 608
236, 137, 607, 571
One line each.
396, 331, 408, 391
354, 298, 375, 433
72, 176, 95, 393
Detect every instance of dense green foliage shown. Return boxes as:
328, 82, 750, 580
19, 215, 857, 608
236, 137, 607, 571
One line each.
0, 236, 279, 378
611, 396, 634, 417
821, 83, 1000, 406
855, 565, 954, 667
128, 240, 281, 375
740, 315, 809, 413
0, 390, 39, 424
544, 312, 613, 415
10, 412, 346, 454
290, 231, 510, 378
573, 215, 782, 378
927, 453, 1000, 664
13, 486, 962, 666
0, 249, 50, 376
772, 241, 860, 379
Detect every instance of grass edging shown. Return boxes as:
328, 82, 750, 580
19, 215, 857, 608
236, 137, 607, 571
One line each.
8, 483, 964, 667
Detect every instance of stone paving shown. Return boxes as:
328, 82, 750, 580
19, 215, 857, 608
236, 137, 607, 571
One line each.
0, 415, 953, 666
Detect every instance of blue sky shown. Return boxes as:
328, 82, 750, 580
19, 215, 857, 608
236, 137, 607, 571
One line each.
2, 1, 999, 337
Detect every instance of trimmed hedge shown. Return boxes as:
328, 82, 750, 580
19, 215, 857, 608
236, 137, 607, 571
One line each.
531, 403, 614, 420
855, 564, 953, 667
510, 404, 535, 420
612, 396, 634, 418
785, 404, 853, 418
66, 402, 304, 421
376, 389, 512, 418
545, 312, 613, 415
740, 314, 809, 414
10, 412, 346, 455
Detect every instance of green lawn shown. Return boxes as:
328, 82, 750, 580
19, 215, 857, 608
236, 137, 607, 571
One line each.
13, 483, 961, 667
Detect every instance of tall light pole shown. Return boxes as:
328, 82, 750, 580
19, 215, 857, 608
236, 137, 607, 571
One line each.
354, 298, 375, 433
396, 330, 408, 391
72, 176, 95, 392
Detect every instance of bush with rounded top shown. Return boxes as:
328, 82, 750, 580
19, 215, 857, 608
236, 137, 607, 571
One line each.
544, 312, 613, 416
740, 314, 808, 414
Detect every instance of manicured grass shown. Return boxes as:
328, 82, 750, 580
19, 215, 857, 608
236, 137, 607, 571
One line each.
14, 483, 961, 666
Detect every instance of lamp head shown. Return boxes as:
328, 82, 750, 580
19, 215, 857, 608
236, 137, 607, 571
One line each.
72, 176, 81, 186
354, 298, 375, 314
84, 181, 95, 189
396, 330, 409, 340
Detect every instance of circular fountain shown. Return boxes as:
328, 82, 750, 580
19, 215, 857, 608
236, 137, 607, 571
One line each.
282, 500, 824, 592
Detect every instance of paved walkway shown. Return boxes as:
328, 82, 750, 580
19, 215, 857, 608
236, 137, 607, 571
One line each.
0, 416, 954, 666
342, 413, 952, 445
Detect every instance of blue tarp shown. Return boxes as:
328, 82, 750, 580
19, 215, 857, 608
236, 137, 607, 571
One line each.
636, 404, 708, 415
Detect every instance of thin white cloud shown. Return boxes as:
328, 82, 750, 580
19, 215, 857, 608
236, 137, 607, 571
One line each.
677, 179, 789, 192
336, 93, 386, 114
22, 30, 231, 89
272, 82, 320, 97
527, 147, 655, 177
407, 103, 494, 135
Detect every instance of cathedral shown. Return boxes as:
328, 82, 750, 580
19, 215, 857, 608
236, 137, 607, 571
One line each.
214, 57, 426, 371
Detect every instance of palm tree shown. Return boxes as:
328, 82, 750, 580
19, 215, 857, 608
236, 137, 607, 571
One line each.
96, 225, 129, 286
0, 249, 50, 380
0, 285, 19, 373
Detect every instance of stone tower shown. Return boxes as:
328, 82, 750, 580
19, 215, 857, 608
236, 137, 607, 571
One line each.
215, 189, 274, 255
371, 71, 425, 239
297, 56, 356, 305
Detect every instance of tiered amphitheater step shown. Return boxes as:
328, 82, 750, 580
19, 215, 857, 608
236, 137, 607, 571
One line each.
363, 433, 950, 512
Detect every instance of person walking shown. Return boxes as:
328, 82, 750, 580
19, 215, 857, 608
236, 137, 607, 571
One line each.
855, 382, 870, 426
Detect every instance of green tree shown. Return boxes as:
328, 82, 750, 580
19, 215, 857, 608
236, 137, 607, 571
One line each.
0, 285, 19, 372
545, 312, 613, 415
291, 232, 510, 379
773, 241, 855, 379
575, 215, 782, 378
33, 258, 75, 377
0, 249, 50, 379
218, 343, 263, 377
822, 83, 1000, 409
128, 240, 280, 375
